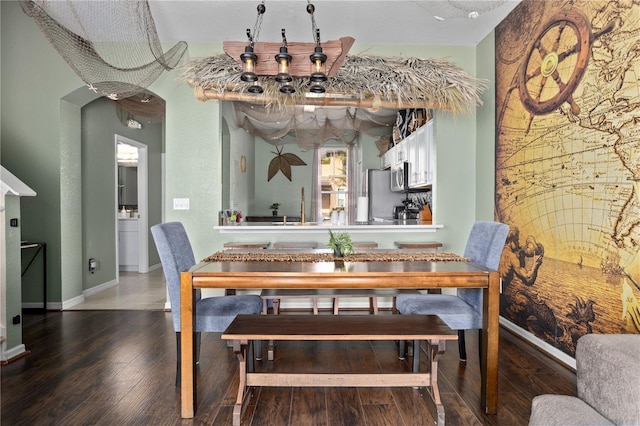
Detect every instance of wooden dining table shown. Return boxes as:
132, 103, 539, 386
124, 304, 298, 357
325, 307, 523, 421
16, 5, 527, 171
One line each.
179, 252, 501, 418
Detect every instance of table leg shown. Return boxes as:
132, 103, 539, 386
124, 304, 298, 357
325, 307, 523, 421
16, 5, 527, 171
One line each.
180, 271, 196, 418
481, 271, 500, 414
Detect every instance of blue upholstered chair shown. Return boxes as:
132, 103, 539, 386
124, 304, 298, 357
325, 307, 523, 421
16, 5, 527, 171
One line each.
151, 222, 263, 385
396, 221, 509, 361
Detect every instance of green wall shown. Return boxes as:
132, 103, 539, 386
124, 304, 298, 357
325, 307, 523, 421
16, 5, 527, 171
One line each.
2, 1, 78, 306
161, 62, 222, 259
476, 31, 497, 220
253, 139, 314, 218
80, 97, 162, 290
1, 0, 494, 312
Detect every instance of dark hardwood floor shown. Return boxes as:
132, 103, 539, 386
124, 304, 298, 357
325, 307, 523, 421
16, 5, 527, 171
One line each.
1, 310, 576, 425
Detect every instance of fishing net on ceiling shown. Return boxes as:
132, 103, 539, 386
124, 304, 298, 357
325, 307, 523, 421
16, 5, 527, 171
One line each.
115, 92, 166, 128
230, 102, 398, 150
20, 0, 188, 100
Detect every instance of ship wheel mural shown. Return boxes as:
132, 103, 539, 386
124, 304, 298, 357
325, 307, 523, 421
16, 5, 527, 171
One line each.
517, 9, 615, 134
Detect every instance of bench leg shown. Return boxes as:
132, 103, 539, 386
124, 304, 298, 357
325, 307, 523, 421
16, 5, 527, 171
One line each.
422, 339, 447, 426
232, 340, 252, 426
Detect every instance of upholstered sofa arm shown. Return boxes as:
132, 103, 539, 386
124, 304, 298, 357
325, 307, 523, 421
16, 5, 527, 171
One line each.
576, 334, 640, 425
529, 394, 613, 425
529, 334, 640, 425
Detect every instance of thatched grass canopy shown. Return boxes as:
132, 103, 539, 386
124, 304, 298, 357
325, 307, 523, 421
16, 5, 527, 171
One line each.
183, 54, 488, 114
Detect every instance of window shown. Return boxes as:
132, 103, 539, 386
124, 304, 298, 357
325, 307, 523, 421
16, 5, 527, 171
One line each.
319, 147, 348, 220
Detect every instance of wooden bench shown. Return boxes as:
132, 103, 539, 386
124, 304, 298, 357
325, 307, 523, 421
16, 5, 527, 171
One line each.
222, 314, 457, 426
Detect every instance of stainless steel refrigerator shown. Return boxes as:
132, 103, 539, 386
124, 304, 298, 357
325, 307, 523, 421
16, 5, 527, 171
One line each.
362, 169, 406, 222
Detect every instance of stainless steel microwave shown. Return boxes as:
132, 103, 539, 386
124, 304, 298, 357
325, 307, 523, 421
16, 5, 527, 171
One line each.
391, 161, 409, 192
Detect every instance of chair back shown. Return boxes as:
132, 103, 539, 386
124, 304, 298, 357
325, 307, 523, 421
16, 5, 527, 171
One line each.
458, 221, 510, 312
151, 222, 198, 330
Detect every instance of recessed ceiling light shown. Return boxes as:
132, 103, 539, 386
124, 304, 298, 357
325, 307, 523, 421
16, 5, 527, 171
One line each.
468, 11, 480, 19
433, 15, 446, 21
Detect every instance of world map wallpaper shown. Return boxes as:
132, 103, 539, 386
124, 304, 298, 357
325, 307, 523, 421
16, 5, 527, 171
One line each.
495, 0, 640, 356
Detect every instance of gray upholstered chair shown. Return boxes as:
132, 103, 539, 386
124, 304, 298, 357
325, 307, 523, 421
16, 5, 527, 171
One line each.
529, 334, 640, 425
396, 221, 509, 361
151, 222, 263, 386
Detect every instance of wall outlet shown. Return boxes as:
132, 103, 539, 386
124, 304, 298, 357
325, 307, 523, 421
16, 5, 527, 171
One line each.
10, 218, 18, 227
12, 315, 21, 325
89, 258, 97, 273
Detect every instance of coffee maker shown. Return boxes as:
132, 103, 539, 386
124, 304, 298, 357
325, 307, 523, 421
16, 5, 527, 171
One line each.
394, 196, 420, 220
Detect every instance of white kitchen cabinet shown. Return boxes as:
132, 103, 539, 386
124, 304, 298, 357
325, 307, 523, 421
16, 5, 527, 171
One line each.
381, 144, 395, 169
381, 118, 434, 188
394, 140, 407, 165
404, 132, 418, 186
411, 120, 434, 188
118, 219, 139, 271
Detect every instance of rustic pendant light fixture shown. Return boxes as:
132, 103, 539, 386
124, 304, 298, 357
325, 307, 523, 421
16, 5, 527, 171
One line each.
275, 29, 294, 94
240, 1, 265, 94
233, 0, 341, 95
307, 2, 327, 94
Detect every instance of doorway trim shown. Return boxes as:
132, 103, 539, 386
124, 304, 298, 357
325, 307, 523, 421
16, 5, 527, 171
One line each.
114, 134, 149, 277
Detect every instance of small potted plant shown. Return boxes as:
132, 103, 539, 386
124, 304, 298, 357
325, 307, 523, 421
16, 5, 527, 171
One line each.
270, 202, 281, 216
327, 230, 354, 258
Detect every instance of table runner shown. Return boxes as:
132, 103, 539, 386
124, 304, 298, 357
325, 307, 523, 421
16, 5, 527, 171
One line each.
203, 251, 468, 263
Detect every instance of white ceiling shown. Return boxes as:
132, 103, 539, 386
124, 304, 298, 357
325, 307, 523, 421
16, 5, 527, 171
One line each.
149, 0, 521, 47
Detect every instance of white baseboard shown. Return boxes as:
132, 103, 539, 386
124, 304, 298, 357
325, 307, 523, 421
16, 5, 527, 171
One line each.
62, 279, 119, 309
500, 317, 576, 370
62, 295, 85, 309
1, 343, 26, 362
148, 263, 161, 272
22, 279, 120, 310
83, 279, 118, 297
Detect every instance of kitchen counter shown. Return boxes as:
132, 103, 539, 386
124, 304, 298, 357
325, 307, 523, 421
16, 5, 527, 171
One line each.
215, 220, 441, 234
